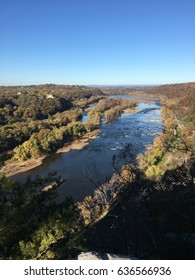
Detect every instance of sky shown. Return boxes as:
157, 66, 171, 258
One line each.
0, 0, 195, 86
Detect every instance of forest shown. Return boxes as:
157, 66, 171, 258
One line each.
0, 83, 194, 259
0, 85, 136, 163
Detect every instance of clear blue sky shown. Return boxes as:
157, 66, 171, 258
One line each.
0, 0, 195, 86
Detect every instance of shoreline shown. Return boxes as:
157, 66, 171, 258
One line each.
0, 156, 46, 177
0, 129, 100, 177
56, 129, 99, 153
0, 103, 158, 178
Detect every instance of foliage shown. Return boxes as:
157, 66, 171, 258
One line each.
87, 98, 137, 124
0, 108, 83, 154
0, 173, 84, 259
146, 82, 195, 99
12, 121, 92, 160
0, 84, 103, 157
88, 109, 101, 125
104, 108, 121, 122
139, 92, 194, 179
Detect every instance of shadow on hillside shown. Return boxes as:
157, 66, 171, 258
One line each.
82, 161, 195, 259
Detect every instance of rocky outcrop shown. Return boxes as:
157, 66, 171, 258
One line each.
77, 251, 136, 260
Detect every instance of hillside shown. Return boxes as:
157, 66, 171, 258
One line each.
79, 82, 195, 260
145, 82, 195, 98
0, 84, 103, 99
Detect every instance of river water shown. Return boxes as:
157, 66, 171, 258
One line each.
12, 96, 162, 202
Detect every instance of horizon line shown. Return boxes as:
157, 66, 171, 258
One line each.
0, 81, 194, 87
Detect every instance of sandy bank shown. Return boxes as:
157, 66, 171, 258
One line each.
56, 129, 99, 153
1, 129, 100, 177
1, 156, 46, 177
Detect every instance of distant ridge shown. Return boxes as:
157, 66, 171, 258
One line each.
89, 84, 160, 88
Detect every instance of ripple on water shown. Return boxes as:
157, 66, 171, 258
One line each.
12, 99, 163, 202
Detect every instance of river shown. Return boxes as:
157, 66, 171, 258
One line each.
12, 96, 162, 202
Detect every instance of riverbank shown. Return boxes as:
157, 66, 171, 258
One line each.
0, 129, 100, 177
56, 129, 99, 153
1, 106, 142, 178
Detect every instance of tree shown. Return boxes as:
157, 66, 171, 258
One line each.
88, 110, 101, 125
0, 173, 84, 259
